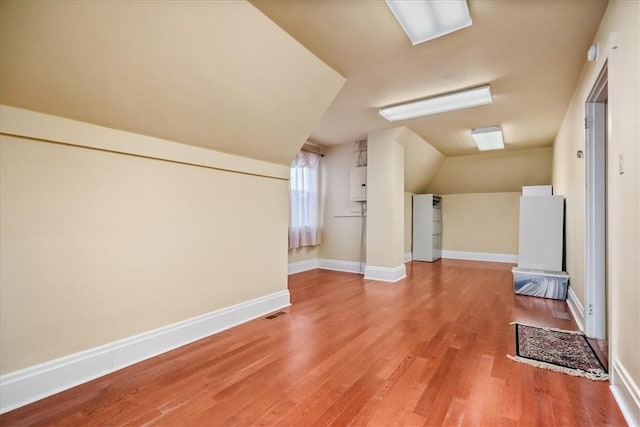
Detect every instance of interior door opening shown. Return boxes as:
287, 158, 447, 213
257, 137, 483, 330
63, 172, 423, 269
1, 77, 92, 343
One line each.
584, 63, 608, 357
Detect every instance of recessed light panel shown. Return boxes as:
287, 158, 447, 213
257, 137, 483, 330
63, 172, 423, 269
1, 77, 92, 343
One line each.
472, 126, 505, 151
385, 0, 472, 45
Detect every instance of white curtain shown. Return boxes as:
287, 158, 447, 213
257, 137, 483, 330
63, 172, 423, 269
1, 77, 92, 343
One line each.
289, 151, 321, 249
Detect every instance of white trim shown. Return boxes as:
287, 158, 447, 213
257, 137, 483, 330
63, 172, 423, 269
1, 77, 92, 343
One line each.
610, 360, 640, 427
317, 258, 362, 274
0, 290, 290, 414
404, 252, 413, 262
585, 71, 608, 340
288, 259, 319, 275
364, 264, 407, 282
442, 250, 518, 263
566, 286, 585, 332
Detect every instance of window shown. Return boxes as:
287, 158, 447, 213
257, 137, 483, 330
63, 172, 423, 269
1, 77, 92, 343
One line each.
289, 151, 321, 249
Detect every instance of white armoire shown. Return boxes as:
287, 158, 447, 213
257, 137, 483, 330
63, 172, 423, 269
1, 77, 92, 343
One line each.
412, 194, 442, 262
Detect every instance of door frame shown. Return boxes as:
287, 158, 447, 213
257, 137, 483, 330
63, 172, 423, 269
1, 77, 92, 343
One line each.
583, 34, 618, 386
584, 65, 607, 340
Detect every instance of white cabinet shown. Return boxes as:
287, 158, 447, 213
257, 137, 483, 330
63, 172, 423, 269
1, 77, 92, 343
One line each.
350, 167, 367, 201
518, 195, 564, 271
412, 194, 442, 262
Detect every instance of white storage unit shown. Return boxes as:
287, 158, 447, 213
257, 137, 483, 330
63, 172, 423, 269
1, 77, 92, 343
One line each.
350, 167, 367, 202
517, 195, 564, 271
412, 194, 442, 262
522, 185, 553, 196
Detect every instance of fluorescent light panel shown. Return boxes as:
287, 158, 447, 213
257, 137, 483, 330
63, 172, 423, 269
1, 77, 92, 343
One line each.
472, 126, 504, 151
379, 85, 492, 121
385, 0, 472, 45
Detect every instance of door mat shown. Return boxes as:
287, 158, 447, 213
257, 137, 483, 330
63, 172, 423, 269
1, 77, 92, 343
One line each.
507, 323, 608, 381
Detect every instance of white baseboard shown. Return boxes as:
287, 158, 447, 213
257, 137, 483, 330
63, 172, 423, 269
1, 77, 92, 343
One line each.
288, 258, 364, 275
290, 258, 415, 277
611, 359, 640, 427
288, 258, 319, 275
566, 286, 585, 332
442, 250, 518, 263
364, 264, 407, 282
317, 258, 363, 274
0, 290, 290, 414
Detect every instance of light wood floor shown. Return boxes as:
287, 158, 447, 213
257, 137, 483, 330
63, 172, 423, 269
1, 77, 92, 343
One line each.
0, 260, 626, 426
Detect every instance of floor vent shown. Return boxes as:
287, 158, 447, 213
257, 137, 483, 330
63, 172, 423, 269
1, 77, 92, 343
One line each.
552, 309, 571, 320
264, 311, 286, 320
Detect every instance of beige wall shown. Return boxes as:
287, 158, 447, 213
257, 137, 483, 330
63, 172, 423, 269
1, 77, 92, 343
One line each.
442, 193, 520, 255
553, 0, 639, 395
429, 147, 552, 195
404, 192, 413, 255
0, 110, 289, 375
366, 129, 405, 268
318, 142, 365, 263
288, 246, 319, 263
426, 146, 546, 257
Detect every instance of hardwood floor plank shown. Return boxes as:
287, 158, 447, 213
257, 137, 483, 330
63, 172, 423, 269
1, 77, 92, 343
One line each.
348, 356, 428, 426
500, 365, 523, 422
440, 397, 466, 426
414, 346, 461, 422
0, 260, 627, 426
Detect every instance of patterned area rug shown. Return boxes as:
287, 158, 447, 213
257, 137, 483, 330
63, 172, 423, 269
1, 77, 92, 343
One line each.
508, 323, 608, 381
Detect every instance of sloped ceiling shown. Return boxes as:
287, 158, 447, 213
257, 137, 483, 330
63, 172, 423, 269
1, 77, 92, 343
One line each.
396, 128, 445, 194
428, 147, 553, 194
0, 1, 345, 165
251, 0, 608, 156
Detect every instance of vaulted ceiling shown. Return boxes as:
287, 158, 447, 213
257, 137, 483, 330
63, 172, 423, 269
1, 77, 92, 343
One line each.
0, 0, 608, 164
0, 1, 344, 165
252, 0, 608, 156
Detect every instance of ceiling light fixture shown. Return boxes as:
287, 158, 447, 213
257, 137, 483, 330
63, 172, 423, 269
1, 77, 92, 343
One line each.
472, 126, 505, 151
379, 85, 493, 121
385, 0, 472, 45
